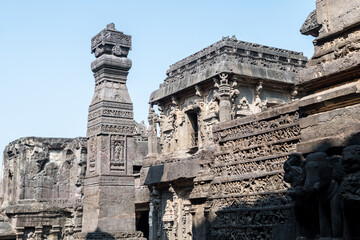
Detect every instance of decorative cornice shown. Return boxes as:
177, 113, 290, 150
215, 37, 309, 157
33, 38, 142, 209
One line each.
163, 36, 307, 86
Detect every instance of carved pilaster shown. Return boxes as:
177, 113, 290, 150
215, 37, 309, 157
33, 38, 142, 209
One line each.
183, 201, 193, 240
147, 106, 159, 157
15, 227, 24, 240
149, 186, 160, 240
218, 73, 231, 122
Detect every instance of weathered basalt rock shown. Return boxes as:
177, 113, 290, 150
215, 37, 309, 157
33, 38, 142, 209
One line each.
1, 137, 87, 239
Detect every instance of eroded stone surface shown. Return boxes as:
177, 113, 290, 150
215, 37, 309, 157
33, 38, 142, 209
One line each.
1, 137, 87, 239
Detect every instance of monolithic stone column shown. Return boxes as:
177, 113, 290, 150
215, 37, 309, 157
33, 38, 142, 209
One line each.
218, 73, 231, 122
81, 23, 140, 236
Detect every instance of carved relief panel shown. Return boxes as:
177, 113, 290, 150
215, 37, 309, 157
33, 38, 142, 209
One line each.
161, 186, 193, 240
207, 111, 300, 238
87, 136, 97, 173
110, 135, 125, 171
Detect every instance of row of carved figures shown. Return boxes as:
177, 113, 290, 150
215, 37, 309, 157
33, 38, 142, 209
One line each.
148, 76, 271, 153
283, 145, 360, 240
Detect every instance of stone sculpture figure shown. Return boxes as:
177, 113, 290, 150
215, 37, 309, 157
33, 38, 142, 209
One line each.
27, 231, 36, 240
113, 141, 124, 166
340, 145, 360, 240
163, 199, 175, 239
303, 152, 343, 240
283, 153, 319, 239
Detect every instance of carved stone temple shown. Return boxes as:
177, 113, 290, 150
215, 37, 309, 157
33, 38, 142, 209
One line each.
1, 1, 360, 239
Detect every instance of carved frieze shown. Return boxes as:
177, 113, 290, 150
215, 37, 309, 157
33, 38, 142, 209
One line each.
213, 112, 299, 142
211, 227, 273, 240
87, 124, 134, 136
209, 192, 290, 210
212, 155, 288, 177
88, 109, 133, 121
215, 141, 297, 164
210, 174, 289, 197
220, 125, 300, 152
213, 208, 291, 228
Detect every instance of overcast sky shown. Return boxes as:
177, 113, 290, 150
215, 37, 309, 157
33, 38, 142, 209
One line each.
0, 1, 316, 165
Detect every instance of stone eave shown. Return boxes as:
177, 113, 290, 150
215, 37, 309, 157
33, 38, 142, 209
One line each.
295, 51, 360, 93
149, 61, 297, 104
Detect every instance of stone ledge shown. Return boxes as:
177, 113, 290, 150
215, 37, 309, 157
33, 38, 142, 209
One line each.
144, 158, 200, 185
298, 80, 360, 107
84, 175, 135, 187
296, 51, 360, 92
296, 137, 343, 153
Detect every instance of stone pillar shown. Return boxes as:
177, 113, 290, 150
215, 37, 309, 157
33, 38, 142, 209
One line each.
15, 227, 24, 240
148, 186, 160, 240
148, 201, 155, 240
48, 225, 60, 240
218, 73, 231, 122
147, 105, 158, 157
183, 201, 192, 239
81, 23, 143, 238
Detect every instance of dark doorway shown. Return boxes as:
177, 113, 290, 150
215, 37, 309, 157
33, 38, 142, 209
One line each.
136, 210, 149, 238
187, 112, 198, 147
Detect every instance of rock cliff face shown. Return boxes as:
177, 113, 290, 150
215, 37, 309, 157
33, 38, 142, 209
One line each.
1, 137, 87, 239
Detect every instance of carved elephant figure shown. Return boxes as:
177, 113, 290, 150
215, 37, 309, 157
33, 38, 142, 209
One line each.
340, 145, 360, 240
303, 152, 343, 240
283, 153, 319, 239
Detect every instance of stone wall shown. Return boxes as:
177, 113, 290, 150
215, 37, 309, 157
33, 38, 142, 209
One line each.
144, 101, 303, 239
